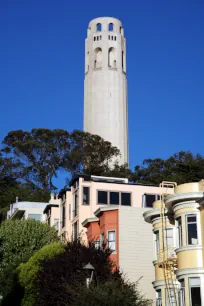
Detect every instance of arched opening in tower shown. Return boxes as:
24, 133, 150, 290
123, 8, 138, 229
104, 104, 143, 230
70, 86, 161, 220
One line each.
108, 47, 117, 68
94, 47, 102, 69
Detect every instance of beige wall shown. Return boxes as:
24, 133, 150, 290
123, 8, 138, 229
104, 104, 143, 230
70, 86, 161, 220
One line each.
118, 206, 155, 303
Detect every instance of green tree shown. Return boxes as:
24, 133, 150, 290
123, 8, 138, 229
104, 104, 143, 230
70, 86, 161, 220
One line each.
0, 219, 59, 301
1, 129, 121, 192
65, 130, 120, 176
1, 129, 70, 192
132, 151, 204, 185
18, 242, 65, 306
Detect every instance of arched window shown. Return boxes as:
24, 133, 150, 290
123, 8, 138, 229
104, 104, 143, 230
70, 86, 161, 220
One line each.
120, 26, 122, 33
109, 23, 114, 31
94, 47, 102, 68
108, 47, 117, 68
97, 23, 102, 31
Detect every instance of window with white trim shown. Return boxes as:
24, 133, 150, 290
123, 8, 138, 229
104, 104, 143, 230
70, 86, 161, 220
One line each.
177, 217, 182, 248
189, 277, 201, 306
94, 240, 100, 249
165, 228, 174, 247
186, 215, 198, 245
156, 290, 162, 306
178, 279, 185, 306
143, 194, 160, 208
108, 230, 116, 252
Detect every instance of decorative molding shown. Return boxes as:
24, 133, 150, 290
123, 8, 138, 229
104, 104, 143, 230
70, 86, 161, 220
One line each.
165, 192, 203, 207
176, 268, 204, 278
174, 211, 200, 219
173, 201, 199, 213
175, 245, 202, 254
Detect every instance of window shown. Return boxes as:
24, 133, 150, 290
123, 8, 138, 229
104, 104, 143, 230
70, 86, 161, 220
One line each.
156, 290, 162, 306
122, 51, 124, 70
165, 228, 174, 247
54, 218, 59, 231
189, 278, 201, 306
97, 36, 99, 41
97, 23, 102, 31
62, 205, 66, 228
114, 36, 116, 41
178, 279, 185, 306
94, 36, 96, 41
100, 233, 104, 247
98, 191, 108, 204
177, 217, 182, 247
73, 222, 78, 241
110, 192, 119, 205
121, 192, 131, 206
83, 187, 90, 205
155, 231, 160, 255
73, 192, 79, 217
120, 26, 122, 33
27, 214, 42, 221
69, 204, 71, 220
166, 289, 176, 306
108, 231, 116, 251
187, 215, 198, 245
94, 240, 100, 249
143, 194, 160, 208
108, 35, 110, 40
109, 23, 114, 31
97, 191, 131, 206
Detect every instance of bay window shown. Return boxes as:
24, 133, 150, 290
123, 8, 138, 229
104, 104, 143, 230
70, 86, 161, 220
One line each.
186, 215, 198, 245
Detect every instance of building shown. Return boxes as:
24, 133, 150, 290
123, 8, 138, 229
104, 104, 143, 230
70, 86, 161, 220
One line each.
82, 205, 156, 303
58, 174, 170, 243
84, 17, 128, 164
8, 194, 60, 228
43, 194, 60, 231
143, 180, 204, 306
7, 200, 48, 221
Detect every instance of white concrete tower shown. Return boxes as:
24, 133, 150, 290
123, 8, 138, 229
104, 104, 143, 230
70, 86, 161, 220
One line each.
84, 17, 128, 164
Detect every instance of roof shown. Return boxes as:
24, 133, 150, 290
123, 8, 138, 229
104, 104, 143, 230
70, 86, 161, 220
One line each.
94, 206, 119, 217
43, 204, 59, 214
69, 173, 162, 187
58, 187, 71, 199
81, 217, 99, 227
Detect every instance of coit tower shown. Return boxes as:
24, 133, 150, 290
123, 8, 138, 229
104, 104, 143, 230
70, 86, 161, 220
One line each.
83, 17, 128, 164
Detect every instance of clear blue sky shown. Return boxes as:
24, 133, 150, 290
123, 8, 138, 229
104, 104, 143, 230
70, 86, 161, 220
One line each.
0, 0, 204, 189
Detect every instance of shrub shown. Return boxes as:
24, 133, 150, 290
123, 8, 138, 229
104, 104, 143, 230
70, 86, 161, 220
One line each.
18, 242, 65, 306
0, 219, 59, 302
0, 219, 59, 270
34, 240, 120, 306
73, 280, 152, 306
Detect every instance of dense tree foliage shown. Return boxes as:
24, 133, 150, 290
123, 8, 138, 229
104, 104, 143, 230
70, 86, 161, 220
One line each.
132, 151, 204, 185
73, 280, 151, 306
18, 242, 65, 306
0, 128, 121, 215
0, 219, 59, 302
13, 240, 149, 306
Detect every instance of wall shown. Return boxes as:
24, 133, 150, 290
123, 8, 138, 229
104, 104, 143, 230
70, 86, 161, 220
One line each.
119, 206, 155, 303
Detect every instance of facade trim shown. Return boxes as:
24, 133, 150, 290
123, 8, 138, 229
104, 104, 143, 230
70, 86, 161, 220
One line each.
176, 268, 204, 278
175, 245, 202, 254
165, 192, 203, 206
